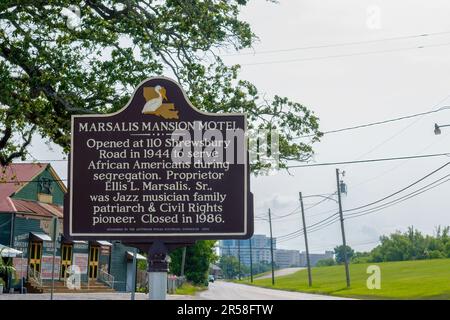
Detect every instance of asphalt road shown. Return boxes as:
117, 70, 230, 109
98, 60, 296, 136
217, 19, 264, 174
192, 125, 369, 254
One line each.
196, 281, 350, 300
255, 267, 305, 280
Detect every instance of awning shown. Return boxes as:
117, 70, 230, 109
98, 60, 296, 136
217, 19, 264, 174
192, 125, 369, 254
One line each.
0, 244, 22, 257
126, 251, 147, 261
30, 232, 52, 241
60, 235, 87, 244
96, 240, 112, 246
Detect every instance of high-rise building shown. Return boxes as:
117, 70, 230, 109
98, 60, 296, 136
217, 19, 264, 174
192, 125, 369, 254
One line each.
220, 234, 276, 266
220, 235, 334, 268
274, 249, 301, 268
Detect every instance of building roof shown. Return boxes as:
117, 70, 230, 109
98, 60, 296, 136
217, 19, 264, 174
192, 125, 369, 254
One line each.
0, 244, 23, 257
12, 198, 63, 218
0, 163, 50, 212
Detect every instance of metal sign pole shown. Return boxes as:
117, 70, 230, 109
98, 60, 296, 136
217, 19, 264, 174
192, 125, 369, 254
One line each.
50, 217, 58, 300
21, 252, 24, 294
148, 241, 169, 300
131, 249, 137, 300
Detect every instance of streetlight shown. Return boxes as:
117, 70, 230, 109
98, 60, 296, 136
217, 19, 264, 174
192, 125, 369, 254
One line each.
434, 123, 450, 135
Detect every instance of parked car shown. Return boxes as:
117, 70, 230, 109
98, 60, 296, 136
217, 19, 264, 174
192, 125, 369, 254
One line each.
208, 275, 215, 283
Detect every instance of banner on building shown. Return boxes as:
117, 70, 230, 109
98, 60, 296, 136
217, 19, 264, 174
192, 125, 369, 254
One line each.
12, 257, 28, 278
40, 255, 61, 279
73, 253, 89, 274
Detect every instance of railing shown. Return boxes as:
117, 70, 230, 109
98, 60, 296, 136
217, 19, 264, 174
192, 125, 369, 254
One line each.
28, 268, 42, 289
98, 270, 115, 289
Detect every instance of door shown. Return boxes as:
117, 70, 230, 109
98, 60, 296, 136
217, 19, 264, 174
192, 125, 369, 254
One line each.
60, 244, 73, 279
29, 242, 42, 274
88, 246, 99, 280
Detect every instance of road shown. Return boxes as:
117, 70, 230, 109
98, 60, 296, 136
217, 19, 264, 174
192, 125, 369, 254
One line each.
0, 282, 349, 300
196, 281, 350, 300
255, 267, 305, 280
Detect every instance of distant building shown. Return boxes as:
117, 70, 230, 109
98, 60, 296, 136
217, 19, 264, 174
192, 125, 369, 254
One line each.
220, 234, 276, 266
209, 264, 223, 279
299, 251, 334, 266
274, 249, 300, 268
220, 235, 334, 268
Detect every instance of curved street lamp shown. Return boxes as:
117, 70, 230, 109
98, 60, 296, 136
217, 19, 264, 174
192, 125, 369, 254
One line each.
434, 123, 450, 135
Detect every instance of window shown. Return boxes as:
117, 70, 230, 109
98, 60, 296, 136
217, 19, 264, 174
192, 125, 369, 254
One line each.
38, 178, 53, 195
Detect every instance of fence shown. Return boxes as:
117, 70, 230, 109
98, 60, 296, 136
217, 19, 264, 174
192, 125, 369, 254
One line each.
167, 275, 186, 294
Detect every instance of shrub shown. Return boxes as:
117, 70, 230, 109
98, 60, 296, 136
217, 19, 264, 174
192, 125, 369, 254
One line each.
316, 258, 336, 267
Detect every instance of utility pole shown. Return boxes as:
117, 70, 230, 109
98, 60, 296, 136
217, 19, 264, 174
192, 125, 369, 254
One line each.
336, 168, 351, 288
268, 208, 275, 285
237, 240, 241, 281
249, 238, 253, 283
299, 192, 312, 287
50, 217, 58, 301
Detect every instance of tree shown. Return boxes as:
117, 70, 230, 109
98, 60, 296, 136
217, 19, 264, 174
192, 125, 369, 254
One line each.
170, 240, 217, 285
368, 226, 450, 262
0, 1, 321, 167
218, 255, 240, 279
0, 1, 322, 288
0, 249, 16, 289
334, 245, 354, 264
251, 261, 273, 275
350, 251, 370, 264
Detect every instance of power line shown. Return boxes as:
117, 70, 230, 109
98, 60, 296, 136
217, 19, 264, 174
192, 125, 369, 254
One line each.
343, 92, 450, 189
276, 217, 341, 244
261, 164, 450, 242
271, 206, 301, 219
304, 193, 336, 210
225, 31, 450, 56
344, 161, 450, 213
286, 152, 450, 169
260, 163, 450, 244
0, 179, 68, 184
346, 172, 450, 217
257, 162, 450, 241
240, 41, 450, 66
345, 175, 450, 220
18, 159, 68, 162
295, 106, 450, 138
275, 212, 340, 241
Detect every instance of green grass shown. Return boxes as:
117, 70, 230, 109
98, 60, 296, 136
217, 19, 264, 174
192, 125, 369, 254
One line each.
238, 270, 271, 281
174, 282, 207, 296
240, 259, 450, 299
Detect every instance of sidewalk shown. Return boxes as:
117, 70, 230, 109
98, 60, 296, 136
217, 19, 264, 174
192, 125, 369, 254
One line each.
0, 292, 194, 300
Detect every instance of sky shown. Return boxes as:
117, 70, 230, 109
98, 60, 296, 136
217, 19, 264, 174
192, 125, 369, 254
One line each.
26, 0, 450, 253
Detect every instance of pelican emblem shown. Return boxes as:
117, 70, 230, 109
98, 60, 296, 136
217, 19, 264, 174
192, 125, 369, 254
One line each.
142, 85, 179, 119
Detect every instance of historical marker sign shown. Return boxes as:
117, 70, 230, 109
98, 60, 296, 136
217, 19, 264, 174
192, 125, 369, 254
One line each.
65, 77, 253, 240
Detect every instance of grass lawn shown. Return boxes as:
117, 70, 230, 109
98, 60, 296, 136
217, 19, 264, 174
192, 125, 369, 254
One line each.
174, 282, 207, 296
241, 259, 450, 299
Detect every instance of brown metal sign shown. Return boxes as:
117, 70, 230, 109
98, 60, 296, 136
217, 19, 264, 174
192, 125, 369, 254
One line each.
64, 77, 253, 240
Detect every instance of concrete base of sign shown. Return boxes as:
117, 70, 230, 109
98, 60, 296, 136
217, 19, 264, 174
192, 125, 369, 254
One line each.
148, 272, 167, 300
